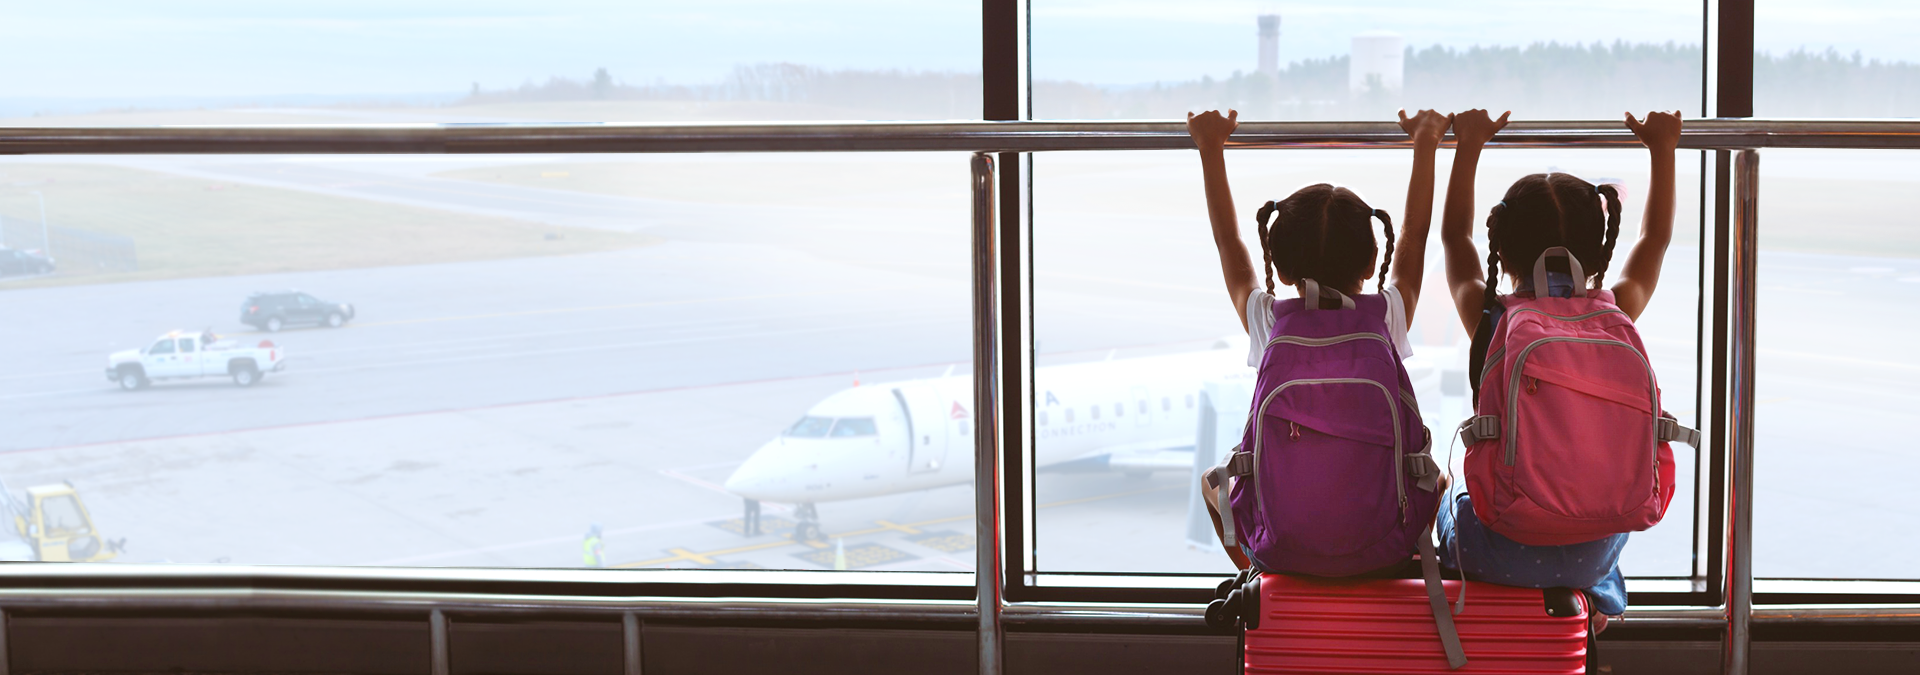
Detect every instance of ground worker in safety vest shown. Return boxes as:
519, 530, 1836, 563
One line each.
583, 523, 606, 567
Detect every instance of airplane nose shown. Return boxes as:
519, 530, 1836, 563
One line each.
724, 441, 788, 500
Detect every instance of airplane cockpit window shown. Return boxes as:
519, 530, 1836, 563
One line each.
829, 418, 877, 437
785, 416, 835, 438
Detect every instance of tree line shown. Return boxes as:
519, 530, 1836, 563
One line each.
457, 43, 1920, 119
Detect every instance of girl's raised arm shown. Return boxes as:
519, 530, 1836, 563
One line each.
1187, 109, 1263, 333
1390, 109, 1452, 323
1439, 109, 1510, 334
1610, 111, 1682, 320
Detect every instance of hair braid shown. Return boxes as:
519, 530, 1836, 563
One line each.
1373, 209, 1394, 293
1254, 200, 1279, 294
1594, 184, 1623, 289
1483, 203, 1505, 311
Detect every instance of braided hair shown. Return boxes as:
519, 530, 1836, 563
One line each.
1482, 173, 1622, 299
1470, 173, 1625, 403
1252, 184, 1395, 300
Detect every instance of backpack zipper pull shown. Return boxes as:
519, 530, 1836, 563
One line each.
1526, 377, 1539, 395
1288, 421, 1301, 441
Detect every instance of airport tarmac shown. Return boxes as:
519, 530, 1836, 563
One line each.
0, 150, 1913, 584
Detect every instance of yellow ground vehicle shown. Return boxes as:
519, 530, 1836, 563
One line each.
7, 482, 120, 563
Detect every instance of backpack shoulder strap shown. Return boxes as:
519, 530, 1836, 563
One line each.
1467, 299, 1497, 406
1301, 278, 1355, 311
1205, 448, 1256, 552
1419, 527, 1469, 669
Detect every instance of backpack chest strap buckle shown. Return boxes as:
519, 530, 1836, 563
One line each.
1227, 449, 1256, 477
1405, 452, 1442, 492
1657, 417, 1702, 448
1457, 415, 1501, 447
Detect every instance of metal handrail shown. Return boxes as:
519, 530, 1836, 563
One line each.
0, 581, 1916, 628
5, 118, 1920, 154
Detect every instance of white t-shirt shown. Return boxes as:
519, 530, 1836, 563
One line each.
1245, 284, 1415, 367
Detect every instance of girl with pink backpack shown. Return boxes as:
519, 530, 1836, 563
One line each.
1435, 109, 1697, 629
1186, 107, 1452, 573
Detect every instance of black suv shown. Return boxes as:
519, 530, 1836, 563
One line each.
0, 249, 54, 277
241, 291, 356, 332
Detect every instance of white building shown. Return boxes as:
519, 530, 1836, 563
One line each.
1349, 31, 1405, 95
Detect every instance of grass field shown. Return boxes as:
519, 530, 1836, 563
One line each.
0, 163, 657, 289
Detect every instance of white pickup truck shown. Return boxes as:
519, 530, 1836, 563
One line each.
106, 331, 287, 390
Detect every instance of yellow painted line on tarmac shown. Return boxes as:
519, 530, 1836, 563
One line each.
872, 520, 922, 535
630, 540, 799, 568
663, 548, 716, 565
615, 484, 1181, 569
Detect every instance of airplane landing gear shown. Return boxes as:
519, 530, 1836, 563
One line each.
742, 498, 762, 537
793, 502, 823, 543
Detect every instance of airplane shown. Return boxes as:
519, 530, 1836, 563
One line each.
723, 338, 1451, 542
722, 341, 1248, 541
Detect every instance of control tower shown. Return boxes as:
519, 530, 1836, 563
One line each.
1258, 15, 1281, 78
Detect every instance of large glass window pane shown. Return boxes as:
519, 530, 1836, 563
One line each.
1033, 2, 1701, 120
1, 2, 980, 126
1754, 150, 1919, 579
0, 151, 974, 571
1755, 1, 1920, 117
1031, 148, 1704, 578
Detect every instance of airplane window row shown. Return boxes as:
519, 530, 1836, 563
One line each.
1039, 395, 1199, 427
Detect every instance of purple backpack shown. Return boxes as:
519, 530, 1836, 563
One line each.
1206, 279, 1465, 666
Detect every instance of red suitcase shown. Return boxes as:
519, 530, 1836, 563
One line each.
1212, 572, 1591, 674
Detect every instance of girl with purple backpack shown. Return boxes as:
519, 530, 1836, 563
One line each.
1435, 109, 1689, 632
1186, 107, 1452, 570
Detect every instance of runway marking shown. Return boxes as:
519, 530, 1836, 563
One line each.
664, 548, 717, 565
0, 388, 106, 401
290, 315, 959, 379
873, 520, 922, 535
657, 468, 742, 500
0, 368, 98, 382
615, 484, 1182, 569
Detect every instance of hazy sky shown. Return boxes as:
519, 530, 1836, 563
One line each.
1, 0, 1914, 98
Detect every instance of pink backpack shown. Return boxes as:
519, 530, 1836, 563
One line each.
1458, 248, 1699, 546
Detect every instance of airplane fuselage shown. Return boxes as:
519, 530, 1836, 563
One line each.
723, 347, 1250, 504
